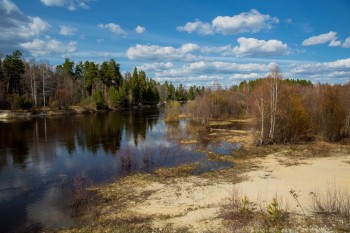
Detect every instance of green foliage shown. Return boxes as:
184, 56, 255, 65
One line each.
12, 94, 33, 109
108, 86, 128, 108
266, 198, 285, 225
92, 90, 105, 109
3, 50, 25, 94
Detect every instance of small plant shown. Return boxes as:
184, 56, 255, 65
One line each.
219, 188, 256, 231
263, 198, 288, 232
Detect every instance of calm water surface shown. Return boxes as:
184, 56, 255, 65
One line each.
0, 108, 231, 232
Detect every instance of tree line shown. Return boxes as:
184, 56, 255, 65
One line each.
0, 50, 204, 109
186, 67, 350, 144
1, 50, 349, 144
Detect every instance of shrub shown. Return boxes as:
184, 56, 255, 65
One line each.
92, 90, 105, 109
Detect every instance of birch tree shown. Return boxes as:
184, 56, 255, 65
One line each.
268, 64, 280, 141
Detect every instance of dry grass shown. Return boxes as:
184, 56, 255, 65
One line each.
309, 185, 350, 231
153, 163, 198, 178
219, 188, 290, 233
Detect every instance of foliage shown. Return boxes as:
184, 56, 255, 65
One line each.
92, 90, 105, 109
12, 94, 32, 109
3, 50, 25, 94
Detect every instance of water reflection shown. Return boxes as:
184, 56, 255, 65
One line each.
0, 108, 232, 232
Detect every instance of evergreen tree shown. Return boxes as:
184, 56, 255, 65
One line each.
3, 50, 25, 94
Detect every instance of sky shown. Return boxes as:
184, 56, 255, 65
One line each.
1, 0, 350, 87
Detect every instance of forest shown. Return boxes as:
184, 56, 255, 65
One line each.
0, 50, 204, 110
1, 50, 350, 144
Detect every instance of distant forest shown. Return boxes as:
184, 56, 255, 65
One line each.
1, 50, 349, 144
0, 50, 204, 110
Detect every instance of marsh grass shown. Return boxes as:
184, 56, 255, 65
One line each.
154, 163, 198, 178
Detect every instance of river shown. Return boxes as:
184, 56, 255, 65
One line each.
0, 108, 231, 232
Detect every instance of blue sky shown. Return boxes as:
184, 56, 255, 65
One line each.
1, 0, 350, 87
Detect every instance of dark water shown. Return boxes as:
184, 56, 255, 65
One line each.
0, 108, 231, 232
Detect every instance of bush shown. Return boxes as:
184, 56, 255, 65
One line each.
92, 90, 105, 109
12, 94, 33, 109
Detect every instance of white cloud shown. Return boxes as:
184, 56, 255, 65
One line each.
40, 0, 92, 11
179, 43, 200, 53
176, 20, 213, 35
302, 31, 341, 47
98, 23, 127, 36
0, 0, 51, 52
177, 9, 279, 35
229, 73, 260, 80
138, 62, 174, 72
232, 37, 289, 57
290, 58, 350, 83
40, 0, 65, 6
20, 39, 77, 56
1, 0, 20, 13
154, 61, 270, 78
135, 25, 145, 34
342, 37, 350, 48
201, 45, 232, 54
126, 43, 199, 61
59, 25, 77, 35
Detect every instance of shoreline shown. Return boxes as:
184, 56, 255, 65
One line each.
0, 104, 161, 120
56, 117, 350, 232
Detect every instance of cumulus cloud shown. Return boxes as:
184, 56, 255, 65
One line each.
177, 19, 213, 35
138, 62, 174, 72
59, 25, 77, 35
232, 37, 289, 57
0, 0, 51, 52
177, 9, 279, 35
98, 23, 127, 36
20, 39, 77, 56
290, 58, 350, 83
229, 73, 260, 80
342, 37, 350, 48
40, 0, 92, 11
201, 45, 232, 54
302, 31, 341, 47
135, 25, 145, 34
154, 61, 270, 79
126, 43, 200, 61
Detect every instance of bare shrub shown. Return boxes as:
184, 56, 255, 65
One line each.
70, 170, 94, 216
309, 185, 350, 231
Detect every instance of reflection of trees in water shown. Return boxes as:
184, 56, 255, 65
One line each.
116, 143, 201, 174
166, 121, 182, 142
0, 108, 160, 169
0, 120, 31, 169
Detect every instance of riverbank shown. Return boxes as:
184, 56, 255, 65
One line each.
57, 119, 350, 233
0, 104, 160, 120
